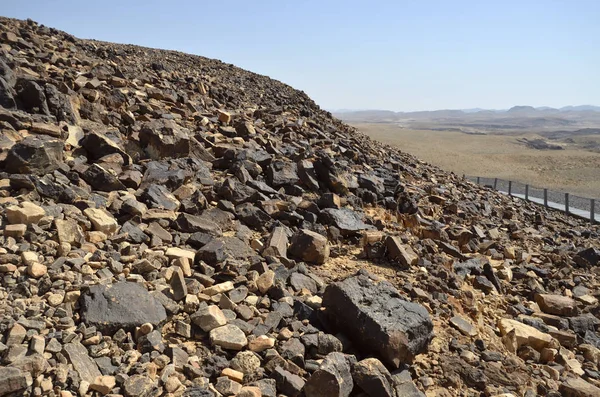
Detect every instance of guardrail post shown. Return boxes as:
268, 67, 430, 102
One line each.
508, 181, 512, 196
477, 176, 480, 184
525, 184, 529, 200
544, 189, 548, 207
592, 199, 596, 223
494, 178, 498, 190
565, 193, 569, 214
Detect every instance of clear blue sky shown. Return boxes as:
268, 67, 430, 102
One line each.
3, 1, 599, 111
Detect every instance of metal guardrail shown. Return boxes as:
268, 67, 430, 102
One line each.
466, 176, 598, 223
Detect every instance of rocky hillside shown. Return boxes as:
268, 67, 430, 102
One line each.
0, 16, 599, 397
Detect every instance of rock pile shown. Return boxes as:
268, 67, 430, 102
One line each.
0, 16, 599, 397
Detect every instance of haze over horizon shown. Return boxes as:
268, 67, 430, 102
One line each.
3, 0, 598, 112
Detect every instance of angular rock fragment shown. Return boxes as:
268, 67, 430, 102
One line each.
84, 207, 119, 235
5, 135, 64, 175
352, 357, 395, 397
210, 324, 248, 350
385, 236, 418, 267
323, 274, 433, 367
320, 208, 374, 236
63, 342, 102, 383
80, 282, 167, 333
304, 352, 354, 397
288, 229, 330, 265
0, 367, 29, 396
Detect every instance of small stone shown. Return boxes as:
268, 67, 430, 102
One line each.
27, 262, 47, 278
222, 368, 244, 383
55, 219, 84, 246
210, 324, 248, 350
272, 366, 305, 397
204, 281, 234, 296
385, 236, 418, 267
231, 351, 261, 375
256, 270, 275, 294
450, 315, 477, 337
216, 376, 242, 396
123, 374, 154, 397
238, 386, 262, 397
288, 229, 330, 265
90, 375, 116, 395
84, 208, 119, 235
352, 357, 394, 397
192, 305, 227, 332
305, 352, 353, 397
248, 335, 276, 352
559, 376, 600, 397
218, 110, 232, 124
535, 294, 579, 317
5, 224, 26, 238
0, 367, 28, 396
7, 323, 26, 346
498, 319, 555, 351
63, 342, 102, 383
165, 247, 195, 261
170, 267, 187, 301
21, 251, 38, 266
6, 202, 46, 224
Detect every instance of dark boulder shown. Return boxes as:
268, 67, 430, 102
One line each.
304, 352, 354, 397
80, 282, 167, 333
139, 119, 191, 159
82, 163, 126, 192
322, 274, 433, 368
5, 135, 64, 175
319, 208, 374, 236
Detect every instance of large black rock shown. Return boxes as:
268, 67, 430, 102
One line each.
319, 208, 374, 236
5, 135, 64, 175
80, 282, 167, 334
322, 274, 433, 368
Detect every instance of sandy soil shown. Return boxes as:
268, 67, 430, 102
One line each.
354, 123, 600, 199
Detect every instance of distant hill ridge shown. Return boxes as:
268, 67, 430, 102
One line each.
333, 105, 600, 116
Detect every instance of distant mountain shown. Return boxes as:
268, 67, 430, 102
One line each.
507, 106, 537, 113
559, 105, 600, 112
333, 105, 600, 120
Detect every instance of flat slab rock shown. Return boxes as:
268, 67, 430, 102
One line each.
80, 282, 167, 334
322, 274, 433, 368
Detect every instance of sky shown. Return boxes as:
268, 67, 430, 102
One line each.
3, 1, 599, 111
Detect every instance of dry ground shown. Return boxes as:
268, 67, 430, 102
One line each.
354, 123, 600, 199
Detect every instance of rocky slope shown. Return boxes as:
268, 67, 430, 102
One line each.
0, 16, 599, 397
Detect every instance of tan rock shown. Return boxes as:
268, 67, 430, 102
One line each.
6, 202, 46, 224
559, 376, 600, 397
385, 236, 418, 267
30, 122, 62, 137
209, 324, 247, 350
203, 281, 234, 296
218, 110, 231, 124
173, 257, 192, 277
535, 294, 578, 317
4, 224, 27, 238
27, 262, 47, 278
498, 318, 555, 351
221, 368, 244, 383
192, 305, 227, 332
165, 247, 195, 261
55, 219, 84, 246
256, 270, 275, 294
21, 251, 39, 266
90, 375, 116, 395
248, 335, 275, 352
238, 386, 262, 397
83, 208, 119, 235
